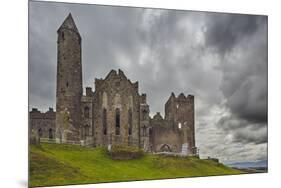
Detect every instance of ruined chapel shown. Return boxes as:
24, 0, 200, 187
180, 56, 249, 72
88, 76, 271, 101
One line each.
29, 13, 197, 155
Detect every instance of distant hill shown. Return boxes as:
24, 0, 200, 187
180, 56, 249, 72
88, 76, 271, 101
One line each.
29, 143, 243, 187
226, 160, 268, 169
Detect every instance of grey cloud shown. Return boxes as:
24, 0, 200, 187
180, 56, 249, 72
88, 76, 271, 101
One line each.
29, 1, 267, 163
233, 129, 267, 144
205, 14, 266, 55
219, 19, 268, 124
218, 114, 267, 144
203, 12, 268, 127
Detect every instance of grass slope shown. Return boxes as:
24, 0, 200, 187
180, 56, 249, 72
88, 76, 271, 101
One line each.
29, 143, 242, 187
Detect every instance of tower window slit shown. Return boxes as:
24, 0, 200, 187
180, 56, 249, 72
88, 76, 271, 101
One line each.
84, 106, 89, 118
38, 128, 43, 137
115, 108, 120, 135
128, 108, 132, 135
103, 108, 107, 135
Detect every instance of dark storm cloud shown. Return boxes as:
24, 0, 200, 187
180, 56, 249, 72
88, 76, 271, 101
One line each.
205, 14, 266, 55
201, 14, 267, 144
233, 129, 267, 145
218, 114, 267, 144
204, 13, 267, 127
29, 1, 268, 163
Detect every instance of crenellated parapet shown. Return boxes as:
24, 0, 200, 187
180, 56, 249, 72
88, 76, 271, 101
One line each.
163, 92, 196, 154
29, 107, 56, 140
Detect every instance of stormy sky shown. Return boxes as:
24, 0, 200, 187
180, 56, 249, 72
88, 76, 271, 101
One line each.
29, 1, 268, 164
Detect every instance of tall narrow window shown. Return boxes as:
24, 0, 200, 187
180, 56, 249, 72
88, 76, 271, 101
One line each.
38, 128, 43, 138
49, 128, 53, 139
81, 127, 85, 139
115, 108, 120, 135
128, 108, 132, 135
85, 125, 89, 137
84, 106, 89, 118
102, 108, 107, 135
149, 128, 152, 137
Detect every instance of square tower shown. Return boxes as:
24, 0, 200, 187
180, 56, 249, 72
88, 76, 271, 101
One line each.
165, 93, 196, 154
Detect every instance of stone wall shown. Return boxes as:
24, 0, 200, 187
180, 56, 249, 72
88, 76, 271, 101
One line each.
165, 93, 196, 154
29, 14, 197, 155
150, 112, 182, 152
55, 14, 83, 142
29, 108, 56, 139
139, 94, 150, 151
93, 69, 140, 147
81, 87, 93, 142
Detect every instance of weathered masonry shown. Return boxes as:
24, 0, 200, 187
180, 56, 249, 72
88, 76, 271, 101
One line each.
29, 13, 197, 156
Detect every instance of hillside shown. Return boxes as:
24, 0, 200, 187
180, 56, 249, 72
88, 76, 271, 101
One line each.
29, 143, 242, 187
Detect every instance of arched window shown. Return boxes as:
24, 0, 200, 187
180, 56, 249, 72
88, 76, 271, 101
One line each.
149, 128, 152, 137
49, 128, 53, 139
38, 128, 43, 137
85, 125, 89, 137
115, 108, 120, 135
84, 106, 90, 118
128, 108, 132, 135
102, 108, 107, 135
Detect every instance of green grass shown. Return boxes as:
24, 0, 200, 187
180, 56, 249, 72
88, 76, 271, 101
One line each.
29, 143, 243, 187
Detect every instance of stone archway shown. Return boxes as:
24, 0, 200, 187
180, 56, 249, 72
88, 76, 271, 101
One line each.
160, 144, 172, 152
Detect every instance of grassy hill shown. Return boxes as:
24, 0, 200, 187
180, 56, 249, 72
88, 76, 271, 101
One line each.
29, 143, 243, 187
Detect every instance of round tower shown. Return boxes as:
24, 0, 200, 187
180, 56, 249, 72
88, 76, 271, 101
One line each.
55, 13, 83, 142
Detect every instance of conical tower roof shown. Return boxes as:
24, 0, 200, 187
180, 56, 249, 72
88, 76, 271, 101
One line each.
57, 13, 80, 37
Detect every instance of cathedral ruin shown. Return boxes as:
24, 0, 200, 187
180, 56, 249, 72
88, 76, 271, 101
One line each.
29, 13, 197, 155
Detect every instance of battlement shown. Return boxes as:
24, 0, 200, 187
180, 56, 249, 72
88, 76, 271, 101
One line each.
174, 93, 194, 102
86, 87, 93, 97
140, 93, 147, 104
31, 108, 40, 112
165, 92, 194, 110
29, 107, 56, 119
164, 92, 195, 146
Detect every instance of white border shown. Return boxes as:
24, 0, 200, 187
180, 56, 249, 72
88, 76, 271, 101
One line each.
1, 0, 280, 188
